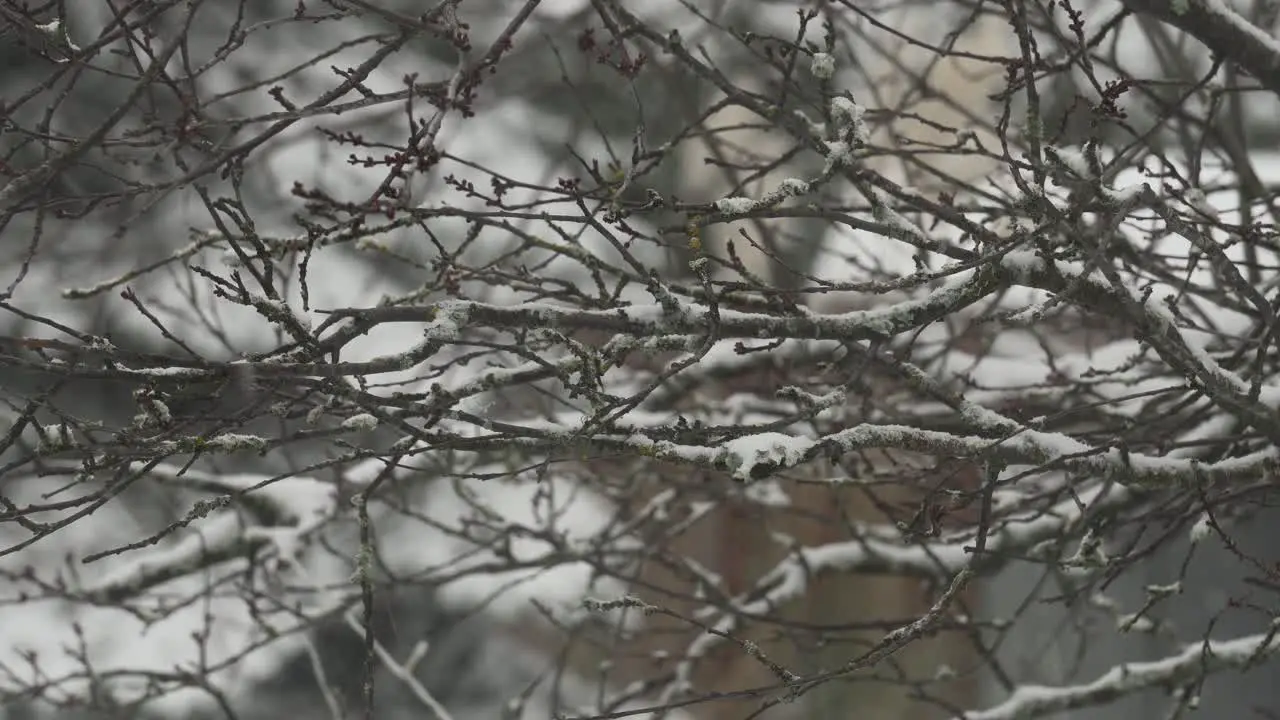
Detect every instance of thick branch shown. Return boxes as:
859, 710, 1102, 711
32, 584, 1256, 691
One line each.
1121, 0, 1280, 97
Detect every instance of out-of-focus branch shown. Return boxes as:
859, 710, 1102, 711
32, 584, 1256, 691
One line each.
963, 625, 1280, 719
0, 2, 81, 63
1120, 0, 1280, 97
77, 464, 339, 603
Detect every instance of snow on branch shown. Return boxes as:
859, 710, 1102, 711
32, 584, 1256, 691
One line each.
617, 473, 1138, 702
322, 270, 1001, 342
572, 418, 1278, 489
1120, 0, 1280, 98
78, 463, 339, 603
964, 625, 1280, 719
1001, 241, 1280, 446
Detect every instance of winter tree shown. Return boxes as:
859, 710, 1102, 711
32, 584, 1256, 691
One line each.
2, 1, 1279, 718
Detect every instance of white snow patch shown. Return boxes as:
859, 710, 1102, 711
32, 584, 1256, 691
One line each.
715, 196, 756, 214
811, 52, 836, 79
341, 413, 379, 431
721, 432, 816, 480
